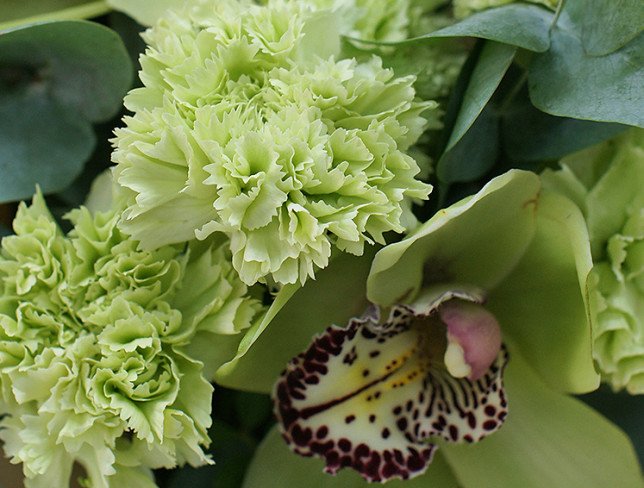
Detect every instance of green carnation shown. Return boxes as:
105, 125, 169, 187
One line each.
542, 129, 644, 394
112, 0, 434, 286
0, 192, 264, 487
453, 0, 558, 18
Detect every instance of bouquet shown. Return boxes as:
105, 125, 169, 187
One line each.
0, 1, 642, 487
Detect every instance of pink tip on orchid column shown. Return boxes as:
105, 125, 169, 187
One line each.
439, 300, 502, 381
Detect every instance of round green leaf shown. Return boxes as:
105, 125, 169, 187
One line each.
0, 20, 133, 122
528, 10, 644, 127
0, 89, 95, 203
244, 427, 460, 488
575, 0, 644, 57
441, 347, 642, 488
0, 20, 132, 202
387, 4, 553, 52
502, 99, 628, 163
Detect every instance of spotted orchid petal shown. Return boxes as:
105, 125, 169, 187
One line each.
274, 299, 508, 483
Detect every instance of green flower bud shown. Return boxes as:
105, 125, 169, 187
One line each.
542, 129, 644, 394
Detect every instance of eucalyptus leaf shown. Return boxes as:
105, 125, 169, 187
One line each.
446, 41, 515, 152
502, 99, 629, 162
378, 4, 552, 52
0, 20, 132, 203
437, 106, 499, 184
0, 89, 95, 203
0, 21, 132, 121
528, 7, 644, 127
576, 0, 644, 56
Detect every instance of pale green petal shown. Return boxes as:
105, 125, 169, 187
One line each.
106, 465, 156, 488
0, 194, 253, 484
107, 0, 188, 26
543, 129, 644, 393
487, 191, 599, 393
244, 426, 459, 488
213, 282, 299, 385
84, 170, 119, 215
367, 169, 540, 307
441, 347, 642, 488
215, 249, 376, 393
585, 132, 644, 253
112, 0, 435, 285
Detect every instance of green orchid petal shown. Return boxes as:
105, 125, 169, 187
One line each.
367, 169, 541, 307
441, 346, 642, 488
213, 283, 299, 388
487, 191, 598, 393
243, 426, 459, 488
215, 249, 377, 393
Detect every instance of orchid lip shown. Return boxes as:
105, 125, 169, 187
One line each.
273, 290, 509, 483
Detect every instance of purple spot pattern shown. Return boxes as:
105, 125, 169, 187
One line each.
273, 305, 509, 483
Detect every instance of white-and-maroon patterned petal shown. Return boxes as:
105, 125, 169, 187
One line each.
273, 304, 509, 483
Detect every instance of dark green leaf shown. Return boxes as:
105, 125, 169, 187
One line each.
235, 392, 273, 434
446, 41, 516, 152
385, 4, 553, 52
0, 89, 95, 203
0, 20, 132, 203
575, 0, 644, 56
502, 99, 629, 162
0, 21, 133, 121
437, 106, 499, 184
166, 420, 257, 488
528, 8, 644, 127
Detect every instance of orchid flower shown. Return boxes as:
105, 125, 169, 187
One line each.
214, 169, 642, 487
